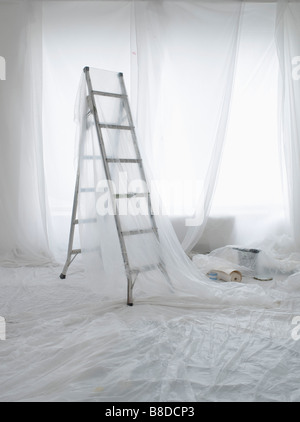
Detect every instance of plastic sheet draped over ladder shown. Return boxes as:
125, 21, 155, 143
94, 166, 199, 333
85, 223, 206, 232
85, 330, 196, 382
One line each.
60, 67, 171, 305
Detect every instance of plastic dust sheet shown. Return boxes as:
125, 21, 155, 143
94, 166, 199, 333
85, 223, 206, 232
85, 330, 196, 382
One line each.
76, 68, 286, 309
0, 258, 300, 402
2, 68, 300, 403
1, 1, 300, 403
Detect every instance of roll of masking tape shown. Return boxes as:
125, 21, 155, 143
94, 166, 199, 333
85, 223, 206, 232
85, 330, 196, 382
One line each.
209, 269, 242, 282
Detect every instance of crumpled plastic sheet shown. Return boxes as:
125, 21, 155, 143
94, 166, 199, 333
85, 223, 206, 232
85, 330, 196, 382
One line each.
0, 254, 300, 402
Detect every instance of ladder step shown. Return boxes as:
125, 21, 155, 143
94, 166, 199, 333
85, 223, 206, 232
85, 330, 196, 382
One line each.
122, 228, 157, 236
71, 249, 81, 255
83, 155, 102, 160
99, 124, 133, 130
130, 264, 160, 274
106, 158, 142, 164
83, 156, 141, 163
92, 90, 127, 99
74, 218, 97, 225
115, 193, 149, 199
79, 190, 148, 197
80, 188, 96, 193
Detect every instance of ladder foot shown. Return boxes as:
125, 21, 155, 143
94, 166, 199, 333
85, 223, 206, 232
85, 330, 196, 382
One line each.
60, 273, 66, 279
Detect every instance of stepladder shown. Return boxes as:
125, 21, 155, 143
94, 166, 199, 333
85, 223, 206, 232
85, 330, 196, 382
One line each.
60, 67, 171, 305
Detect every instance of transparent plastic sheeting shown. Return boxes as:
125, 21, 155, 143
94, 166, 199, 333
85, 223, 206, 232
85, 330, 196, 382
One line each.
192, 246, 300, 282
1, 264, 300, 402
77, 68, 287, 307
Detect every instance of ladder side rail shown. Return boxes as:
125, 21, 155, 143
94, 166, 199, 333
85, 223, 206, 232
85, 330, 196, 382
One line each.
60, 155, 81, 279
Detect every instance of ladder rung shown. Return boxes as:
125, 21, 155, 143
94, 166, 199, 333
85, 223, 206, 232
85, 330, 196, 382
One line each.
122, 228, 157, 236
115, 193, 149, 199
83, 156, 141, 163
83, 155, 102, 160
92, 90, 127, 99
130, 264, 160, 274
80, 190, 148, 197
74, 218, 97, 225
106, 158, 142, 164
99, 124, 133, 130
71, 249, 81, 255
80, 188, 96, 193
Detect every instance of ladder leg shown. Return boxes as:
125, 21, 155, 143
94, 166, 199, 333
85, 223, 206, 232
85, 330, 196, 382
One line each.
127, 274, 133, 306
60, 164, 80, 279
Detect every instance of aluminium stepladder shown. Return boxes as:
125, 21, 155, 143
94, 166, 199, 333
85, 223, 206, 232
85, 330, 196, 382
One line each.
60, 67, 171, 305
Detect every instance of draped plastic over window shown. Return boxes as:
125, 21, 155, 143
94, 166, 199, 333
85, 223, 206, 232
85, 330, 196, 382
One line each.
76, 66, 282, 307
0, 0, 300, 265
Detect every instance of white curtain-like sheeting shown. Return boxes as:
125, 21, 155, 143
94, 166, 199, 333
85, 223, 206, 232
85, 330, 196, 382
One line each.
77, 67, 283, 307
42, 0, 132, 256
276, 0, 300, 247
1, 0, 300, 265
133, 0, 244, 253
0, 0, 51, 265
206, 1, 288, 252
40, 0, 300, 260
1, 0, 300, 403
